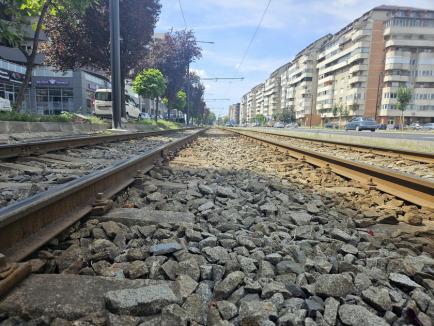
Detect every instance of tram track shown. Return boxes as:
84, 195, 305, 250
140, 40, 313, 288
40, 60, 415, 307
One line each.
225, 128, 434, 210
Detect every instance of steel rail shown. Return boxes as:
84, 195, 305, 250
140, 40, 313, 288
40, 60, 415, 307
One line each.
235, 128, 434, 164
229, 129, 434, 209
0, 129, 205, 263
0, 128, 198, 159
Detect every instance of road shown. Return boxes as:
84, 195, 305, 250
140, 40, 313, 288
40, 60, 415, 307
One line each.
271, 127, 434, 142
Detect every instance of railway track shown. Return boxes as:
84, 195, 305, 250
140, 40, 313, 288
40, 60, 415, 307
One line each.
235, 128, 434, 164
225, 128, 434, 210
0, 129, 433, 325
0, 128, 205, 297
0, 128, 198, 160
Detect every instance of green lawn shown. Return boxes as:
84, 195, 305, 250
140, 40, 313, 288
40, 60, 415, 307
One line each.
135, 119, 184, 130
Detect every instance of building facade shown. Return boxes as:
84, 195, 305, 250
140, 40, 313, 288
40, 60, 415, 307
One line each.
228, 103, 240, 125
239, 5, 434, 126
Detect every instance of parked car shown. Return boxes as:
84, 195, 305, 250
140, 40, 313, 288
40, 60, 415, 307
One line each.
273, 122, 285, 128
285, 122, 299, 128
376, 123, 387, 130
0, 97, 12, 112
138, 112, 151, 120
345, 117, 377, 131
93, 89, 141, 119
421, 123, 434, 130
325, 122, 338, 129
406, 122, 422, 130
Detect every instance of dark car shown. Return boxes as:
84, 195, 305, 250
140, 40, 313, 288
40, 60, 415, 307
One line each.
345, 117, 377, 132
325, 122, 338, 129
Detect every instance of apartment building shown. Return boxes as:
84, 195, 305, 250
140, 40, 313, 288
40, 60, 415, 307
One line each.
281, 36, 331, 125
240, 5, 434, 126
240, 95, 247, 125
379, 7, 434, 124
228, 103, 240, 125
316, 5, 434, 125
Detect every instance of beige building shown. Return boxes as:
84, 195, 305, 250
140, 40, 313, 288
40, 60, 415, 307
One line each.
281, 36, 331, 125
317, 5, 434, 125
240, 95, 247, 125
240, 5, 434, 126
228, 103, 240, 125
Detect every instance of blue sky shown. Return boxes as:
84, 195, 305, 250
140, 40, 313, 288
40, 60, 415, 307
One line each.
156, 0, 434, 117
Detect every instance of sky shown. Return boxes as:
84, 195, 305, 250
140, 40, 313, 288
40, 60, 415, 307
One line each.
155, 0, 434, 117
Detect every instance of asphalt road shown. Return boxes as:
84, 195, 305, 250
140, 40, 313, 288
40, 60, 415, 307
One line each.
271, 127, 434, 142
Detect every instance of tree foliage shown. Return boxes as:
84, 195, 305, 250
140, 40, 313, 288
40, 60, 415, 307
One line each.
174, 90, 187, 112
43, 0, 161, 116
141, 30, 201, 117
255, 114, 266, 125
1, 0, 95, 111
396, 86, 412, 130
132, 68, 166, 122
132, 68, 166, 100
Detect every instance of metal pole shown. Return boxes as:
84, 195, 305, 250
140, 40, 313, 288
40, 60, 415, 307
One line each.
186, 62, 190, 125
109, 0, 121, 129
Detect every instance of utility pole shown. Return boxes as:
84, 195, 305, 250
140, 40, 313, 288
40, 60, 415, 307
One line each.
109, 0, 121, 129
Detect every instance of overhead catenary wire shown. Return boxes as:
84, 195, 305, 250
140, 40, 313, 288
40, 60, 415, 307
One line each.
178, 0, 188, 29
236, 0, 272, 71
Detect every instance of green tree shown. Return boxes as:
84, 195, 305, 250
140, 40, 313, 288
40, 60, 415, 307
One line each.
173, 90, 186, 114
4, 0, 94, 112
396, 86, 412, 130
133, 68, 166, 122
332, 103, 344, 129
255, 114, 266, 126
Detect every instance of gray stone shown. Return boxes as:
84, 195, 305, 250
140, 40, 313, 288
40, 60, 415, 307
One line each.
361, 287, 392, 312
198, 183, 214, 195
161, 304, 188, 326
290, 211, 312, 225
214, 271, 245, 299
239, 300, 278, 325
99, 208, 194, 226
315, 274, 354, 298
175, 274, 198, 299
278, 309, 306, 326
276, 260, 304, 275
182, 293, 208, 324
150, 242, 182, 255
340, 244, 358, 255
161, 260, 179, 280
202, 246, 230, 264
216, 300, 238, 320
330, 228, 352, 242
389, 273, 422, 289
258, 260, 275, 278
216, 186, 237, 199
238, 256, 257, 273
261, 281, 290, 299
186, 229, 203, 242
323, 297, 339, 326
338, 304, 388, 326
105, 284, 180, 316
199, 201, 215, 211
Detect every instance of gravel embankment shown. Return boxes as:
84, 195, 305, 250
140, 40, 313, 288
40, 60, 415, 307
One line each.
1, 129, 433, 325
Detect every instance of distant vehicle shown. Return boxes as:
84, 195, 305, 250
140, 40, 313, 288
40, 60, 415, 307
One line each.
345, 117, 377, 132
325, 122, 338, 129
285, 122, 298, 128
421, 123, 434, 130
376, 124, 387, 130
273, 122, 285, 128
225, 123, 234, 127
407, 122, 422, 130
0, 97, 12, 112
138, 112, 151, 120
93, 89, 141, 119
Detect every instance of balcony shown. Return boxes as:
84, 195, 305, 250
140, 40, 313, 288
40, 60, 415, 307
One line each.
385, 39, 434, 48
384, 26, 434, 37
415, 75, 434, 83
349, 64, 368, 74
349, 75, 367, 84
351, 29, 371, 41
383, 74, 409, 83
384, 62, 410, 71
348, 52, 369, 64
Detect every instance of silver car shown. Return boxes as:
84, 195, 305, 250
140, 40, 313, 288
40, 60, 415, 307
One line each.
422, 123, 434, 130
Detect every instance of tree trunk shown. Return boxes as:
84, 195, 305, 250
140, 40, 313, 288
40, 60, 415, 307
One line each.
401, 111, 404, 131
15, 0, 51, 112
155, 97, 159, 122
